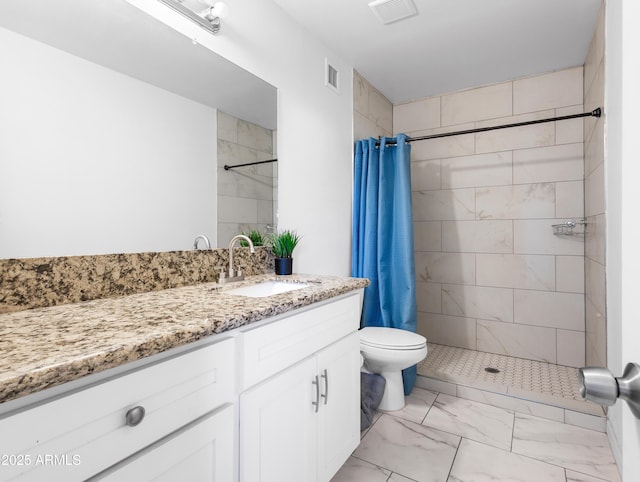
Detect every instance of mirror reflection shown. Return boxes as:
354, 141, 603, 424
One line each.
0, 0, 277, 259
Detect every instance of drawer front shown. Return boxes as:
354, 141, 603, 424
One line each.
241, 292, 362, 390
91, 404, 236, 481
0, 337, 235, 481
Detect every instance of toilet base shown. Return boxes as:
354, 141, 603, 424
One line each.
377, 370, 406, 412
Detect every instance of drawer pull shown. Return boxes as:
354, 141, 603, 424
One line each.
321, 369, 328, 405
125, 406, 146, 427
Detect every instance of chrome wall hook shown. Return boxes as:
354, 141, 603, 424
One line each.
578, 363, 640, 419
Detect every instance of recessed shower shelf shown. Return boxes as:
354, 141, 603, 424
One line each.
552, 219, 586, 236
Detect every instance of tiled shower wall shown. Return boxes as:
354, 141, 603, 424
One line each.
217, 111, 276, 247
394, 67, 586, 367
354, 70, 393, 140
584, 4, 606, 367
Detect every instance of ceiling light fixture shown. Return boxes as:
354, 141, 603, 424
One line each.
158, 0, 229, 34
198, 0, 228, 31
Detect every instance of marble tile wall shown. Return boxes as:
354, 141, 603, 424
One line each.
395, 67, 586, 367
353, 70, 393, 140
217, 111, 276, 246
584, 4, 606, 367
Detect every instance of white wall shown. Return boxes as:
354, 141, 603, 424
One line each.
605, 0, 640, 479
0, 27, 217, 258
126, 0, 355, 276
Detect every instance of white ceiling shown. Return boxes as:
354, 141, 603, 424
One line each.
0, 0, 603, 120
272, 0, 603, 105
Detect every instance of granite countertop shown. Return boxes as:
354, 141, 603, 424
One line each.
0, 274, 369, 405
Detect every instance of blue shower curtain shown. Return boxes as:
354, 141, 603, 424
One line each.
352, 134, 418, 395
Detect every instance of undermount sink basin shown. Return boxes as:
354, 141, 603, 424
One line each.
226, 280, 310, 298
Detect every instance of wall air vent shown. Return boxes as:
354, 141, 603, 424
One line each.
325, 59, 339, 93
368, 0, 418, 25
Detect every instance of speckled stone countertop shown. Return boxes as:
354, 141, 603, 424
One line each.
0, 274, 369, 405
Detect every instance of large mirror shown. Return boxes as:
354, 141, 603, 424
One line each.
0, 0, 277, 259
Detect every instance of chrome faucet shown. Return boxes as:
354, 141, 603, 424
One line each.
219, 234, 255, 283
193, 234, 211, 250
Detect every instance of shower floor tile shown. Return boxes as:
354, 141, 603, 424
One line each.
417, 343, 603, 415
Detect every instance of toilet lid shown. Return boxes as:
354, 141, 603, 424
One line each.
360, 327, 426, 349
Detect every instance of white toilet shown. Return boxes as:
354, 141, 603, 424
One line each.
360, 326, 428, 411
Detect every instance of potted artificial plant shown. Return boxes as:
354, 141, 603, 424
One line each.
269, 229, 300, 275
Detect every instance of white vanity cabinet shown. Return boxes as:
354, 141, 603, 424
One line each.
0, 286, 365, 482
0, 337, 236, 482
238, 292, 363, 482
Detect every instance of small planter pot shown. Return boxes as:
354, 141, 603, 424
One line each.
274, 257, 293, 275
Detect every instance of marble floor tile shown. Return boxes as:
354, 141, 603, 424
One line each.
449, 438, 566, 482
422, 393, 515, 450
565, 469, 612, 482
330, 456, 391, 482
361, 410, 383, 438
384, 387, 437, 424
354, 414, 460, 482
512, 414, 621, 482
388, 473, 417, 482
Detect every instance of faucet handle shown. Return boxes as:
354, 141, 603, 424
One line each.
218, 268, 227, 280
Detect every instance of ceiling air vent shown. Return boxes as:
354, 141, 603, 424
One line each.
368, 0, 418, 25
325, 59, 339, 93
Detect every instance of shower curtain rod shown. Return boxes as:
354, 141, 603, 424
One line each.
223, 158, 278, 170
376, 107, 602, 147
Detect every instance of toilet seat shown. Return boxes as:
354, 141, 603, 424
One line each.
360, 326, 426, 350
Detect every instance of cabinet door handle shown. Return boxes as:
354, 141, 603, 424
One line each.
312, 375, 320, 413
320, 369, 328, 405
125, 406, 146, 427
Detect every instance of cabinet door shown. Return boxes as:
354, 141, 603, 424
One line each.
92, 404, 235, 481
241, 293, 362, 390
240, 357, 317, 482
316, 332, 361, 482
